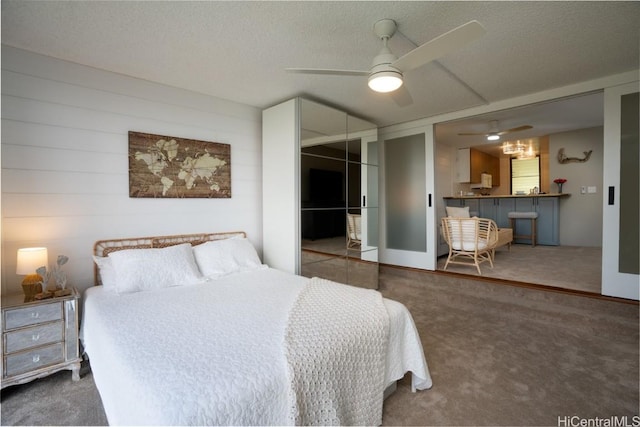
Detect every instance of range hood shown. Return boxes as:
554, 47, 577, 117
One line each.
470, 173, 492, 189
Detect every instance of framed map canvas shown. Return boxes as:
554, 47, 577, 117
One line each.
129, 131, 231, 198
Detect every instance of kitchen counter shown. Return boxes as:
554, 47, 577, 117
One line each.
444, 194, 568, 245
443, 193, 570, 199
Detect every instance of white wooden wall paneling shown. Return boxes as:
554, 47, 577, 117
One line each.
2, 95, 256, 143
2, 193, 257, 216
1, 47, 263, 295
2, 169, 128, 194
2, 164, 260, 202
2, 47, 255, 120
1, 120, 124, 153
4, 209, 259, 241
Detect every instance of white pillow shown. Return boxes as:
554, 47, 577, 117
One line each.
193, 237, 263, 278
192, 240, 240, 278
93, 255, 117, 292
446, 206, 470, 218
108, 243, 203, 294
224, 237, 263, 270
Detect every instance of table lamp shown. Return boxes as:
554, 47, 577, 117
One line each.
17, 247, 48, 298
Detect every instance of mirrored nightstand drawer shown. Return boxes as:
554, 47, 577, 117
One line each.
4, 342, 64, 377
4, 322, 64, 354
4, 303, 62, 330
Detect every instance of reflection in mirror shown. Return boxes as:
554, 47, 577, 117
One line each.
299, 98, 378, 289
300, 99, 349, 284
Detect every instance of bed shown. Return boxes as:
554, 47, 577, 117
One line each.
81, 231, 432, 426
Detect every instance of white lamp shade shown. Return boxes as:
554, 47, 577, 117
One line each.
16, 247, 48, 275
368, 71, 403, 93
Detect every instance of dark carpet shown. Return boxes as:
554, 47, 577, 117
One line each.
2, 266, 637, 426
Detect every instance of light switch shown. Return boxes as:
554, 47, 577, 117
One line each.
581, 186, 586, 194
588, 186, 597, 194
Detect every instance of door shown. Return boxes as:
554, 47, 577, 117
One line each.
602, 82, 639, 300
380, 126, 436, 270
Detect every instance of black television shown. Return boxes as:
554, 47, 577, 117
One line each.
309, 168, 344, 206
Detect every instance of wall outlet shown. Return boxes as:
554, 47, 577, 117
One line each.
588, 186, 597, 194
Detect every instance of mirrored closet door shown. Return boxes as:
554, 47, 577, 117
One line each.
298, 99, 379, 289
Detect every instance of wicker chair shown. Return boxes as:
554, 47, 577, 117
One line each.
441, 217, 499, 274
347, 213, 362, 248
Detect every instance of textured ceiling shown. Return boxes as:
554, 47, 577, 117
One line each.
1, 1, 638, 129
435, 91, 605, 157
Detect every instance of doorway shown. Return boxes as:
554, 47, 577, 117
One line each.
433, 92, 605, 294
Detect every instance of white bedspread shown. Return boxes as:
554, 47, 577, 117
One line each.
81, 268, 432, 426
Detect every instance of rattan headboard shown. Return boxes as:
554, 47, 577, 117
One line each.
92, 231, 246, 286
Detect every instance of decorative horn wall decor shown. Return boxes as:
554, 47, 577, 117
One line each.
557, 148, 593, 164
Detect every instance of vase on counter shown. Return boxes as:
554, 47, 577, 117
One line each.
556, 183, 563, 193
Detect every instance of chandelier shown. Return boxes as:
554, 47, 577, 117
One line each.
502, 140, 525, 155
518, 142, 536, 159
502, 139, 537, 159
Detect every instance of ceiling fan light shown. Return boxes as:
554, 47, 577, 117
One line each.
487, 133, 500, 141
368, 71, 403, 93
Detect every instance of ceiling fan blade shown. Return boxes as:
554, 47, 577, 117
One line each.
392, 20, 486, 72
497, 125, 533, 135
285, 68, 369, 76
458, 132, 486, 136
390, 85, 413, 107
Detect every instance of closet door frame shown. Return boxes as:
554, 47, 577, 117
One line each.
601, 81, 639, 300
379, 124, 436, 271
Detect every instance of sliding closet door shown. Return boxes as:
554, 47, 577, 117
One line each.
602, 82, 639, 300
299, 99, 348, 283
346, 115, 379, 288
380, 126, 436, 270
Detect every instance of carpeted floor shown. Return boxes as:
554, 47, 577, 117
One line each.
0, 360, 107, 426
303, 236, 603, 294
1, 266, 637, 426
437, 244, 602, 293
379, 266, 638, 426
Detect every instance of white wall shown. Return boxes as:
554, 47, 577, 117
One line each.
1, 46, 263, 296
549, 126, 603, 247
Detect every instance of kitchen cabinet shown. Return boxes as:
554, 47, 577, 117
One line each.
445, 195, 561, 245
455, 148, 471, 183
513, 197, 559, 245
478, 198, 514, 228
456, 148, 500, 186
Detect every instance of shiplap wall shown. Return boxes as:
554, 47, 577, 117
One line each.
1, 46, 263, 296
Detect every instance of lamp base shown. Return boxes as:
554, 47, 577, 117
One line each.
22, 274, 43, 301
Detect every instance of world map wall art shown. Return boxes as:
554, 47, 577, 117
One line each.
128, 131, 231, 198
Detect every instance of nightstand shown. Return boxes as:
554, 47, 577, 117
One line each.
1, 287, 81, 389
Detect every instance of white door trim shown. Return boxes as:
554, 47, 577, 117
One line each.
379, 124, 436, 270
601, 81, 639, 300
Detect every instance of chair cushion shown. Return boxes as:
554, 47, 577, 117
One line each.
508, 211, 538, 219
446, 206, 470, 218
451, 240, 488, 251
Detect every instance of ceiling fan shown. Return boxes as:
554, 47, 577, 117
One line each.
458, 120, 533, 141
286, 18, 486, 106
